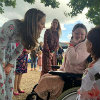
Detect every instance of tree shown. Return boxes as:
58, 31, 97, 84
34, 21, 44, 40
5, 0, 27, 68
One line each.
67, 0, 100, 25
0, 0, 60, 14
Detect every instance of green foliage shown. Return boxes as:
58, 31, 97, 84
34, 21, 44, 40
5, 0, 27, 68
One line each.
41, 0, 60, 8
67, 0, 100, 25
0, 0, 60, 14
24, 0, 35, 4
0, 0, 16, 14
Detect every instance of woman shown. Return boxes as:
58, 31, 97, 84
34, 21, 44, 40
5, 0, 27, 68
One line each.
41, 18, 61, 75
77, 26, 100, 100
34, 23, 90, 100
57, 46, 64, 65
0, 8, 46, 100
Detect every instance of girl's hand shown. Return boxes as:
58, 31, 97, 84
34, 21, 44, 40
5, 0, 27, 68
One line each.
4, 63, 13, 75
70, 38, 80, 46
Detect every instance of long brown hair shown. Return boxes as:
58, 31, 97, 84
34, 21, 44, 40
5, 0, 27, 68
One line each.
16, 8, 46, 50
87, 26, 100, 59
51, 19, 61, 37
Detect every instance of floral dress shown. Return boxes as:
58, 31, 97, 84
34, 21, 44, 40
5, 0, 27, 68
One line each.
77, 58, 100, 100
0, 20, 23, 100
41, 29, 59, 75
15, 49, 28, 74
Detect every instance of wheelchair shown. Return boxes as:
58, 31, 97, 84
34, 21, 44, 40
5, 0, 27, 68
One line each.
57, 87, 79, 100
57, 72, 100, 100
26, 66, 82, 100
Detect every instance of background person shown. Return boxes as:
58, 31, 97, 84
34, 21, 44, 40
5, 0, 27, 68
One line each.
57, 46, 64, 65
37, 50, 42, 71
30, 47, 38, 71
41, 18, 61, 76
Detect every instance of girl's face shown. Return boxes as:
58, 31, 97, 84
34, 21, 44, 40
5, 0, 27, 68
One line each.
86, 39, 92, 53
72, 28, 86, 42
38, 16, 46, 34
51, 20, 59, 30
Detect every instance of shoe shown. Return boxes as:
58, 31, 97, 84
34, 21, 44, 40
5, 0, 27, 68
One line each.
18, 89, 25, 93
13, 92, 20, 96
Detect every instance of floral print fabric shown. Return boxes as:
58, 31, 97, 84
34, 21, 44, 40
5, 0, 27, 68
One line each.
15, 50, 28, 74
77, 58, 100, 100
0, 20, 23, 100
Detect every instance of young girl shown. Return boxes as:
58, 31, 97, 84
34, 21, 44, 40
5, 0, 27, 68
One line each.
37, 50, 42, 71
34, 23, 89, 100
13, 43, 30, 95
77, 26, 100, 100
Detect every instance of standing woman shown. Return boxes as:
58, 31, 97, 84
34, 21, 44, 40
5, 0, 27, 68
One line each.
0, 8, 46, 100
41, 19, 61, 76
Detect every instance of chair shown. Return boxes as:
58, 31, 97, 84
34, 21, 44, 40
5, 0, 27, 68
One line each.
57, 87, 79, 100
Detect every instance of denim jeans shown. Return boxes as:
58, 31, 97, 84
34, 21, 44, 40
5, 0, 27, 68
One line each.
31, 57, 38, 69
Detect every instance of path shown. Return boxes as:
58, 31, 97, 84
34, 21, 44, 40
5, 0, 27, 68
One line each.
13, 63, 41, 100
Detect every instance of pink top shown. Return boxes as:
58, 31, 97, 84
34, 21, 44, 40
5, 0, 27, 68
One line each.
61, 41, 89, 74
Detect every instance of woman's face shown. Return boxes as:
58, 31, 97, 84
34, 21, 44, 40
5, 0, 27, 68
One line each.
38, 16, 46, 34
51, 20, 59, 30
86, 39, 92, 53
72, 28, 86, 42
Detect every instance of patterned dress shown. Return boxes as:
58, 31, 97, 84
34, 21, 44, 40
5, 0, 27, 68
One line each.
15, 49, 28, 74
77, 58, 100, 100
0, 20, 23, 100
41, 29, 59, 75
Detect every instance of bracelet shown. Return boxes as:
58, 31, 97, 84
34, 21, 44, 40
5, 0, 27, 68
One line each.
69, 43, 74, 47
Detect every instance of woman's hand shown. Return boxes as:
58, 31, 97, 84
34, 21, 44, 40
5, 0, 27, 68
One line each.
50, 53, 54, 59
4, 63, 13, 75
50, 53, 54, 57
2, 63, 5, 68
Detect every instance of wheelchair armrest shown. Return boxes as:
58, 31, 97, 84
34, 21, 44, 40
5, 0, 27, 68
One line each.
51, 65, 60, 69
49, 71, 66, 75
49, 71, 82, 82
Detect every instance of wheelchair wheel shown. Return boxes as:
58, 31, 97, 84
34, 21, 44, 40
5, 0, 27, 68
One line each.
57, 87, 79, 100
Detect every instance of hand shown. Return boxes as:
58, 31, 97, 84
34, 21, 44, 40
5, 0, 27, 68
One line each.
26, 49, 31, 53
2, 63, 5, 68
50, 53, 53, 56
50, 53, 54, 59
4, 63, 13, 75
70, 38, 80, 46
